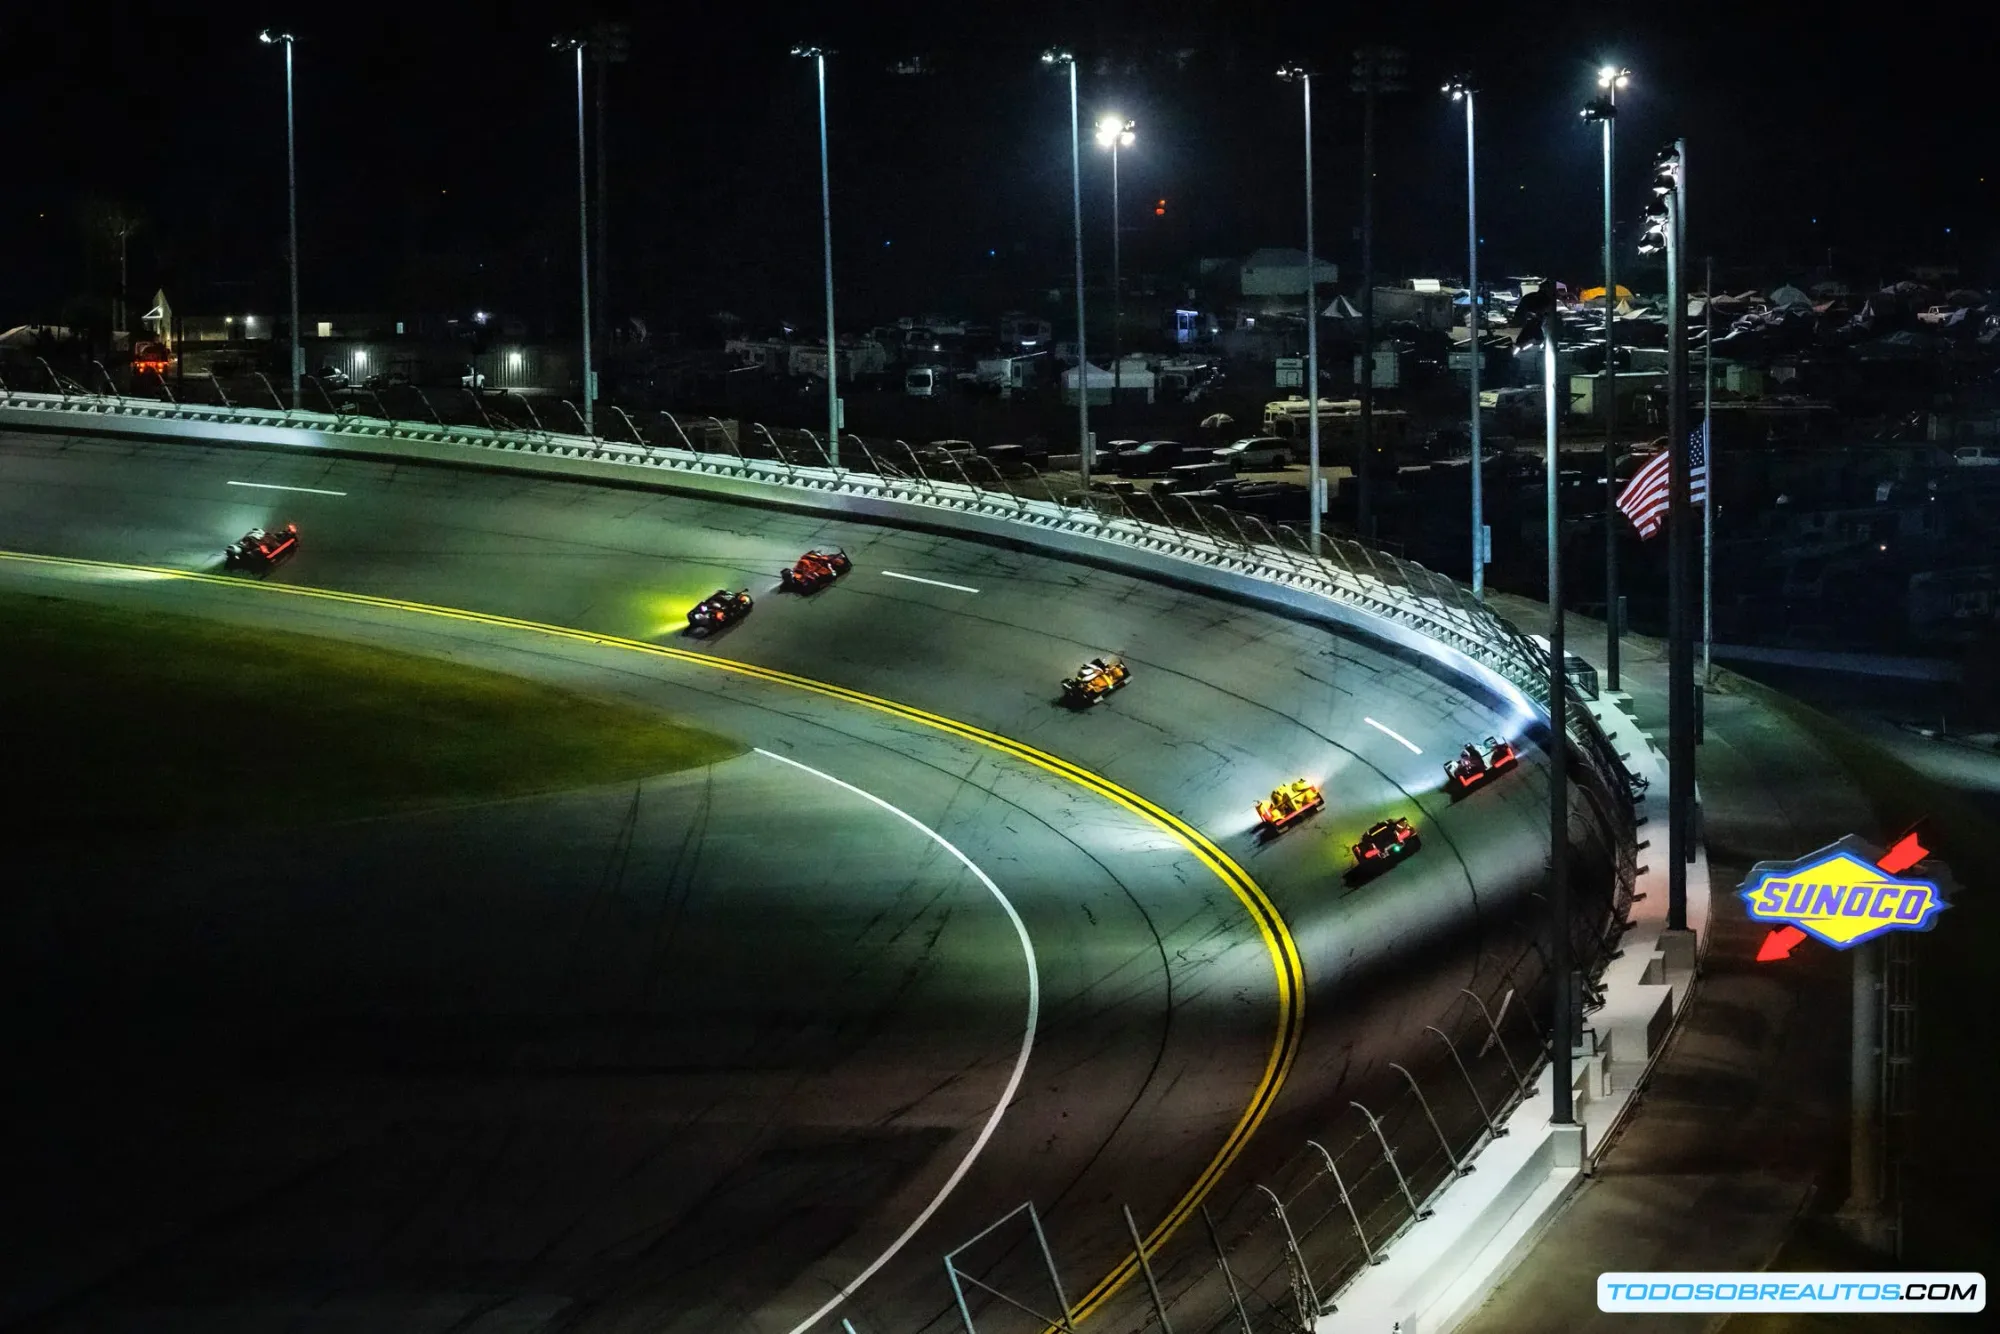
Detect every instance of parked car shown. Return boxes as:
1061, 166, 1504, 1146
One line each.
1917, 305, 1958, 326
460, 364, 487, 390
1113, 440, 1192, 476
1212, 436, 1292, 470
1156, 461, 1236, 494
311, 365, 349, 390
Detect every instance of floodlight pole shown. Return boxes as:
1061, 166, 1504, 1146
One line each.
1462, 84, 1483, 596
1666, 138, 1691, 932
266, 33, 303, 404
1545, 300, 1573, 1129
812, 49, 839, 465
1703, 253, 1716, 685
1064, 59, 1091, 488
1600, 86, 1620, 689
1289, 69, 1323, 545
571, 42, 595, 437
1110, 138, 1123, 411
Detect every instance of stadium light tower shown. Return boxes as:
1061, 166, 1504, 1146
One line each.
1278, 65, 1324, 545
1445, 73, 1483, 595
1094, 114, 1134, 411
552, 35, 595, 436
792, 45, 839, 465
260, 29, 302, 406
1582, 63, 1630, 686
1042, 49, 1092, 487
1640, 139, 1693, 936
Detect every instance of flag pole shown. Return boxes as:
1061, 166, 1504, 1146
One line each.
1702, 253, 1715, 686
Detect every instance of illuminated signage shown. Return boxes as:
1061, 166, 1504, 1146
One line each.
1738, 834, 1947, 952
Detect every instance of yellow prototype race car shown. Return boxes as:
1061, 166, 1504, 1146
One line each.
1060, 656, 1131, 706
1255, 778, 1325, 834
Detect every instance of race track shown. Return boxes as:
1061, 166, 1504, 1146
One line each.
0, 430, 1607, 1332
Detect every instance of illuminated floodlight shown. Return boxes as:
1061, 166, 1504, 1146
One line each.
1442, 74, 1473, 101
1094, 114, 1134, 148
259, 29, 293, 44
1597, 64, 1630, 90
1041, 48, 1073, 66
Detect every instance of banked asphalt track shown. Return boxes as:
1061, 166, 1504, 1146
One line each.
0, 430, 1608, 1333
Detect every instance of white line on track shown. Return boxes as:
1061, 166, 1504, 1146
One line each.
227, 480, 347, 497
754, 747, 1037, 1332
880, 570, 979, 594
1363, 716, 1423, 755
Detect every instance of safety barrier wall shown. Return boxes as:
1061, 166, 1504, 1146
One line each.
0, 383, 1645, 1329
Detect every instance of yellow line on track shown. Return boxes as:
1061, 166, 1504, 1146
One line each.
0, 549, 1305, 1324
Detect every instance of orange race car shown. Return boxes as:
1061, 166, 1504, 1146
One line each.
1255, 778, 1325, 834
223, 523, 299, 573
780, 548, 852, 592
1060, 656, 1131, 706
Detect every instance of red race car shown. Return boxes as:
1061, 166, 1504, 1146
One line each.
223, 523, 299, 573
780, 548, 852, 592
1352, 816, 1421, 867
687, 588, 753, 635
1444, 736, 1519, 794
1255, 779, 1325, 835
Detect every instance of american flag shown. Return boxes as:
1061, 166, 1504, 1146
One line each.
1615, 425, 1708, 540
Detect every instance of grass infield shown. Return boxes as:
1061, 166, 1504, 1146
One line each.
9, 589, 744, 844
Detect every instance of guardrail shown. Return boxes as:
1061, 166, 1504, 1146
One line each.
2, 374, 1648, 1329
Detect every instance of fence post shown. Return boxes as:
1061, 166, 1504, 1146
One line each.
1121, 1205, 1176, 1334
412, 388, 443, 426
255, 370, 286, 413
1253, 1184, 1322, 1326
306, 375, 336, 415
561, 398, 586, 436
1174, 498, 1226, 553
612, 405, 645, 447
940, 1201, 1078, 1334
209, 373, 231, 409
1461, 988, 1531, 1098
1352, 1099, 1429, 1221
93, 360, 122, 405
466, 389, 494, 432
1200, 1203, 1255, 1334
1306, 1138, 1381, 1266
1390, 1061, 1469, 1178
510, 390, 545, 435
37, 357, 66, 399
1426, 1024, 1502, 1140
662, 412, 697, 453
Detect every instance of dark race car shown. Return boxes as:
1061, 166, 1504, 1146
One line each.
687, 588, 753, 635
1060, 656, 1131, 707
780, 548, 852, 593
223, 523, 299, 573
1351, 816, 1421, 868
1444, 736, 1519, 796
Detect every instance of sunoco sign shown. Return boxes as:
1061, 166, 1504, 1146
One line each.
1738, 835, 1948, 951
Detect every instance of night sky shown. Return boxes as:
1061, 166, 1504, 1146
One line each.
7, 0, 1993, 333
